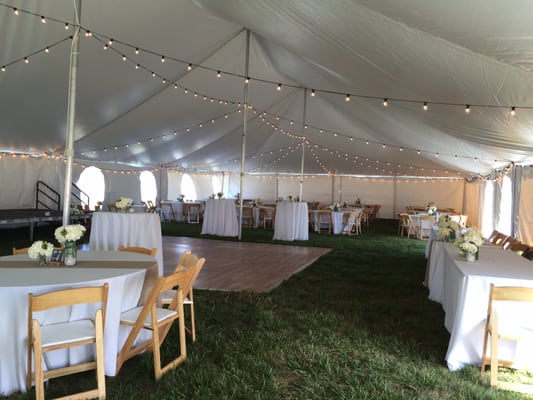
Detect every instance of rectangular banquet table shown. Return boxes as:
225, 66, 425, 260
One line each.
0, 254, 149, 395
273, 201, 308, 241
426, 242, 533, 371
89, 212, 164, 276
201, 198, 239, 236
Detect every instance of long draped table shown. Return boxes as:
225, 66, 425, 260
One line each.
0, 252, 153, 395
427, 242, 533, 371
89, 212, 164, 276
273, 201, 308, 241
201, 199, 239, 237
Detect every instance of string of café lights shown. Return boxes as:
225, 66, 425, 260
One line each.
0, 4, 514, 179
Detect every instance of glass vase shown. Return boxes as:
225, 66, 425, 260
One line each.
465, 252, 476, 262
64, 241, 77, 266
38, 254, 47, 266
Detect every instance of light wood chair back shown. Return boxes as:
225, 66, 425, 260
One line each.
418, 215, 436, 239
118, 245, 157, 257
160, 200, 176, 221
13, 247, 29, 255
406, 214, 419, 238
161, 252, 206, 342
316, 211, 332, 234
397, 213, 410, 237
259, 207, 275, 229
481, 284, 533, 393
116, 269, 195, 381
240, 206, 253, 228
28, 283, 109, 400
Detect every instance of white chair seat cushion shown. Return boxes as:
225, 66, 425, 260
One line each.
120, 306, 177, 327
160, 289, 192, 304
40, 320, 95, 347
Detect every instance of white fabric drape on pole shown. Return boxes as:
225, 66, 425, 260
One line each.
62, 0, 82, 225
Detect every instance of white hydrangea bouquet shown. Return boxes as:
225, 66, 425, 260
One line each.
28, 240, 54, 265
55, 224, 86, 244
427, 202, 437, 215
437, 215, 460, 241
455, 229, 484, 260
116, 197, 133, 210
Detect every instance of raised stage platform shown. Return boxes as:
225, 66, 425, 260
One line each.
0, 209, 90, 241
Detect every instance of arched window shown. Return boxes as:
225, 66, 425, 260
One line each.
140, 171, 157, 204
181, 174, 197, 201
76, 166, 105, 209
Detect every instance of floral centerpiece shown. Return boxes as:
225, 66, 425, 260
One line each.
95, 201, 103, 211
28, 240, 54, 265
329, 203, 341, 212
287, 195, 293, 202
455, 229, 484, 262
177, 194, 185, 202
355, 198, 361, 205
250, 199, 258, 207
437, 215, 460, 241
217, 192, 224, 199
277, 196, 283, 202
427, 202, 437, 215
116, 197, 133, 211
55, 224, 86, 266
342, 201, 348, 209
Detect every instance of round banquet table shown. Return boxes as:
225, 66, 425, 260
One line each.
89, 212, 164, 276
201, 198, 239, 237
0, 251, 154, 396
273, 201, 309, 241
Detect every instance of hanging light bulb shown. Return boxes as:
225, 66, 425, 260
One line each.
1, 66, 6, 72
45, 47, 49, 53
277, 83, 282, 91
135, 47, 139, 55
465, 104, 471, 114
510, 106, 516, 116
41, 16, 46, 23
345, 94, 351, 102
161, 55, 165, 62
187, 63, 192, 71
310, 89, 316, 96
64, 22, 69, 29
383, 98, 388, 107
85, 30, 92, 37
122, 55, 127, 61
217, 70, 221, 78
135, 64, 139, 69
245, 76, 250, 83
13, 8, 19, 15
24, 57, 29, 64
423, 102, 429, 111
108, 38, 113, 46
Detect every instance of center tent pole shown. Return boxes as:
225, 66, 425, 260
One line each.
238, 30, 250, 240
299, 89, 307, 201
62, 0, 82, 225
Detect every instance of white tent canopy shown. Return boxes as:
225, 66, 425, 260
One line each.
1, 0, 532, 179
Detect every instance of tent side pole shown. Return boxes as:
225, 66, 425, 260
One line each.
238, 29, 250, 240
299, 89, 307, 201
62, 0, 82, 226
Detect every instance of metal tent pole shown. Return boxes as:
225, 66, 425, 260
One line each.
299, 89, 307, 201
238, 30, 250, 240
62, 0, 82, 225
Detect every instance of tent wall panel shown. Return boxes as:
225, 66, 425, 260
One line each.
518, 168, 533, 246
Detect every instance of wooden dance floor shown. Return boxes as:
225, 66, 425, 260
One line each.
162, 236, 330, 293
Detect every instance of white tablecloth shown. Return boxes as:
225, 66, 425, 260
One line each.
89, 212, 163, 276
427, 242, 533, 371
273, 201, 308, 241
201, 199, 239, 237
0, 259, 146, 395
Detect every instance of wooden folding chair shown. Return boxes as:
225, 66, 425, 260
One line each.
28, 284, 109, 400
159, 201, 176, 221
418, 215, 436, 239
481, 284, 533, 394
13, 247, 29, 255
116, 270, 192, 381
316, 211, 332, 234
118, 245, 157, 257
240, 206, 254, 228
160, 252, 206, 342
397, 213, 410, 237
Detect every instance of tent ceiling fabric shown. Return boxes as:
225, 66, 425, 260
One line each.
1, 0, 532, 177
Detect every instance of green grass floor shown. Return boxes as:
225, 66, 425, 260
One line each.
1, 220, 531, 399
